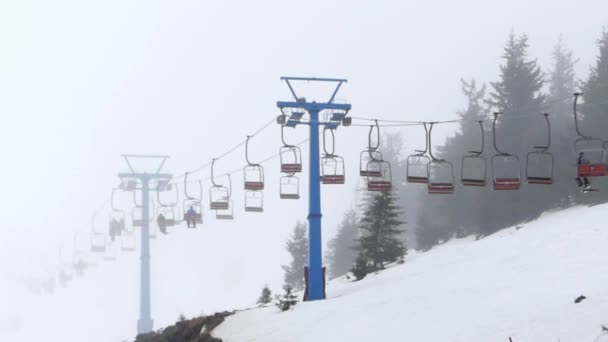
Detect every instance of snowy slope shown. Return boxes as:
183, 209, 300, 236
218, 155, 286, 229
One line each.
216, 204, 608, 342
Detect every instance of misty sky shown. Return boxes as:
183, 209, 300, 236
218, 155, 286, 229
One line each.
0, 0, 607, 340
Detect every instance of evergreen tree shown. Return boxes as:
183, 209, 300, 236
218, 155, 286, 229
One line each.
581, 29, 608, 137
548, 35, 577, 102
281, 221, 308, 290
257, 285, 272, 306
546, 36, 581, 208
489, 32, 545, 114
416, 79, 488, 247
579, 29, 608, 205
355, 191, 406, 271
350, 254, 371, 281
275, 285, 298, 312
326, 209, 358, 279
477, 31, 548, 235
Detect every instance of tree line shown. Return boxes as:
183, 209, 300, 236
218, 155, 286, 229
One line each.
275, 28, 608, 292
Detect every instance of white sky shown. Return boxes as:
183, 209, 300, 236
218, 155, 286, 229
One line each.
0, 0, 606, 340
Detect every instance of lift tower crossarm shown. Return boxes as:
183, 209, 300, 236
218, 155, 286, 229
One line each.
280, 77, 348, 104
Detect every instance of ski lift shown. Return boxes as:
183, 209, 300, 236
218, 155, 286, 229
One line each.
245, 190, 264, 212
280, 174, 300, 199
367, 160, 392, 191
209, 159, 231, 210
526, 113, 554, 184
109, 188, 126, 235
183, 173, 203, 225
321, 129, 345, 184
492, 112, 521, 190
244, 136, 265, 190
407, 123, 431, 183
280, 125, 302, 173
156, 182, 179, 227
360, 123, 383, 177
366, 122, 392, 192
91, 213, 106, 253
58, 247, 74, 284
573, 93, 608, 177
121, 225, 136, 252
72, 233, 88, 276
461, 120, 487, 187
132, 207, 147, 227
215, 199, 235, 220
427, 123, 455, 194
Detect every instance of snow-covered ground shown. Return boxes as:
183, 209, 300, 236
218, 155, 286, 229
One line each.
216, 204, 608, 342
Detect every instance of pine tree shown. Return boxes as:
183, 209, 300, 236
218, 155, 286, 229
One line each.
489, 32, 545, 115
326, 209, 358, 279
275, 285, 298, 312
581, 29, 608, 137
350, 254, 371, 281
578, 29, 608, 206
256, 285, 272, 306
548, 35, 577, 102
281, 221, 308, 290
476, 31, 547, 235
355, 191, 406, 271
416, 79, 488, 247
546, 36, 580, 208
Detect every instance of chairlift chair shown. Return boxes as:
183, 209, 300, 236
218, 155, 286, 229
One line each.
427, 123, 455, 194
280, 125, 303, 173
121, 226, 136, 252
245, 191, 264, 212
321, 129, 345, 184
209, 160, 232, 210
322, 155, 346, 184
215, 200, 234, 220
573, 93, 608, 177
526, 114, 554, 184
156, 205, 178, 227
491, 112, 521, 190
209, 186, 230, 210
109, 188, 126, 234
58, 247, 74, 282
428, 161, 455, 194
90, 213, 107, 253
280, 146, 303, 173
280, 175, 300, 199
183, 173, 203, 225
407, 123, 431, 184
244, 136, 265, 190
367, 159, 392, 192
461, 121, 487, 187
90, 233, 106, 253
360, 122, 383, 177
360, 150, 383, 177
244, 165, 265, 190
132, 207, 146, 227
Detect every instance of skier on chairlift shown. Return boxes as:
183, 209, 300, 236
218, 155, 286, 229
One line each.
576, 152, 591, 191
157, 213, 168, 234
185, 206, 197, 228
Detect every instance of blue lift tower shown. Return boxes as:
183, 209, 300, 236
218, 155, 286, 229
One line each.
277, 77, 351, 301
118, 154, 172, 334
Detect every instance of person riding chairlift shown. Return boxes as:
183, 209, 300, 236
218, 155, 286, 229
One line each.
157, 213, 168, 235
185, 206, 197, 229
576, 152, 591, 191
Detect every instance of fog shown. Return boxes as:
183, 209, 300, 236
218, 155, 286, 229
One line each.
0, 0, 606, 341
